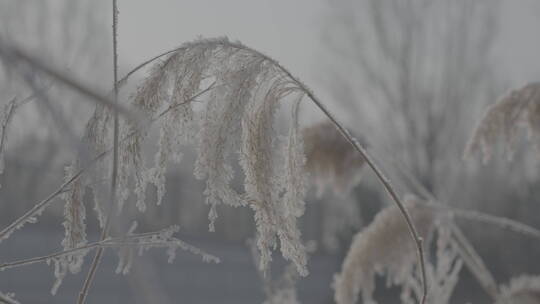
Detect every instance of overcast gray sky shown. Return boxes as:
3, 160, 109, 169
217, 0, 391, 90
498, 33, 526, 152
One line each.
117, 0, 540, 98
118, 0, 324, 86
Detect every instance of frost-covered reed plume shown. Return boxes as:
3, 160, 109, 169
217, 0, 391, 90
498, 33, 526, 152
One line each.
79, 37, 311, 276
333, 196, 436, 304
495, 275, 540, 304
465, 82, 540, 163
302, 121, 366, 197
99, 37, 425, 280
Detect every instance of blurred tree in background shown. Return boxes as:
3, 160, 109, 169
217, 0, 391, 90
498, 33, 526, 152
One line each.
321, 0, 540, 279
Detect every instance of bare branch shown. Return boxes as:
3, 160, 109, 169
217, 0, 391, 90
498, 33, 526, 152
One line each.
0, 39, 141, 124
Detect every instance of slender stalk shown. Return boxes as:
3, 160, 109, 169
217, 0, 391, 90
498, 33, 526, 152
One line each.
78, 2, 119, 303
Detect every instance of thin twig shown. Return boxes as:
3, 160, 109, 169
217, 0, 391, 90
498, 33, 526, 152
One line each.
0, 232, 161, 271
157, 81, 216, 119
0, 39, 139, 124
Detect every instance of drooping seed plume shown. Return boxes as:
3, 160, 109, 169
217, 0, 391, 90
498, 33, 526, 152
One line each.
302, 121, 366, 197
71, 37, 314, 276
466, 82, 540, 163
332, 195, 435, 304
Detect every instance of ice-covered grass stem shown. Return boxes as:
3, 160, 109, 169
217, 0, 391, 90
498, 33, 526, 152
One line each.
77, 1, 120, 302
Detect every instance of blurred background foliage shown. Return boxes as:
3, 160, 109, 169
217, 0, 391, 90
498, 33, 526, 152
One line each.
1, 0, 540, 303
